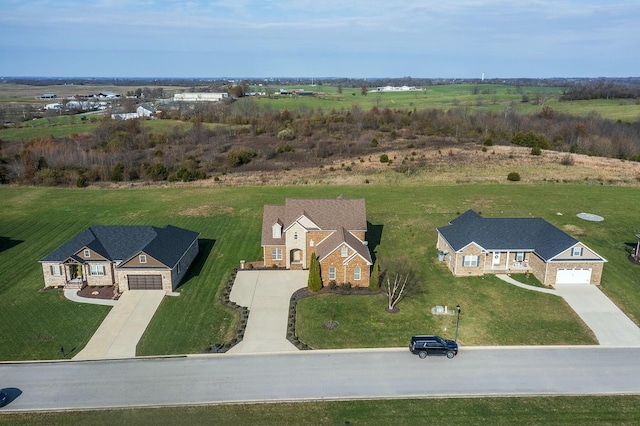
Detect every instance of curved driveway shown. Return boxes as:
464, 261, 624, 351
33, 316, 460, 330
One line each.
497, 274, 640, 346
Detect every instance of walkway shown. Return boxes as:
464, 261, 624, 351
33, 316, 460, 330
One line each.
228, 270, 308, 354
64, 289, 117, 306
73, 290, 165, 360
496, 274, 640, 347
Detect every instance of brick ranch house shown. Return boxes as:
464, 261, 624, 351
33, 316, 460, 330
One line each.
436, 210, 606, 286
261, 197, 373, 286
40, 225, 200, 292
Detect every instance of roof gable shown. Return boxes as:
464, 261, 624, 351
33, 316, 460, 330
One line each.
316, 227, 372, 265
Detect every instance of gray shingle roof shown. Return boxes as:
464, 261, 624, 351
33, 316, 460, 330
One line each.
437, 210, 581, 261
40, 225, 199, 268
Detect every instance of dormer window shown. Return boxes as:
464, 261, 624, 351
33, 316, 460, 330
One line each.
272, 223, 282, 239
341, 246, 348, 257
139, 255, 147, 264
83, 249, 90, 258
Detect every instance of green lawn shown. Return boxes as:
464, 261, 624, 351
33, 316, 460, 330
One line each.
1, 183, 640, 360
2, 396, 640, 425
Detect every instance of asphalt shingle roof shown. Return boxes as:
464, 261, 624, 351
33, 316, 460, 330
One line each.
40, 225, 199, 267
262, 197, 367, 246
437, 210, 580, 261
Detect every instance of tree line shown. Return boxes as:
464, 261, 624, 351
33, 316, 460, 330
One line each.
1, 99, 640, 186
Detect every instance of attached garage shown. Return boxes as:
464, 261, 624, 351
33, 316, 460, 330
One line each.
128, 275, 163, 290
555, 268, 592, 285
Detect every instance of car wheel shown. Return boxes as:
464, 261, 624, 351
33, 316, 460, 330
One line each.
418, 351, 427, 359
446, 351, 455, 359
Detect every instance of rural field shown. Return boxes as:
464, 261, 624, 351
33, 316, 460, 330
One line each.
1, 175, 640, 360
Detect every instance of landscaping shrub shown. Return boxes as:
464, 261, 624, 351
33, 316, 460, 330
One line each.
369, 259, 379, 291
507, 172, 521, 181
308, 254, 322, 292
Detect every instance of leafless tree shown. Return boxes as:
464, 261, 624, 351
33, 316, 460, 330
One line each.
382, 272, 414, 312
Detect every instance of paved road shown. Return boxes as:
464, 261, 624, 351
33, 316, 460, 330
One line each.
2, 347, 640, 411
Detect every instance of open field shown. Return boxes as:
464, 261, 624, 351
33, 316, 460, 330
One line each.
2, 395, 640, 425
2, 178, 640, 360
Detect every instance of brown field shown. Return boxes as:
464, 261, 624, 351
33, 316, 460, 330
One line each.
95, 143, 640, 189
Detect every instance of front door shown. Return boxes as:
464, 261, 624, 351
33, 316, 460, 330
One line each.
492, 252, 501, 265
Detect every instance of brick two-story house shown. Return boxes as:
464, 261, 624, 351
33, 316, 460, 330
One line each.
261, 197, 372, 286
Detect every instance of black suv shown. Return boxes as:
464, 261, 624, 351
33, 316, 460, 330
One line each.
409, 335, 458, 359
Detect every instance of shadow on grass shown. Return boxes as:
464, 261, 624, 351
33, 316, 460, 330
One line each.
175, 238, 216, 291
0, 236, 23, 253
366, 222, 383, 263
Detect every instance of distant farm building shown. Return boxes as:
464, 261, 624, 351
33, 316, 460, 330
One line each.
375, 86, 418, 92
111, 104, 157, 120
40, 94, 57, 99
173, 93, 228, 102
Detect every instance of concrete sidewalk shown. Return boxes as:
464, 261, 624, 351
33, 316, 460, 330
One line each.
74, 290, 165, 360
228, 270, 307, 354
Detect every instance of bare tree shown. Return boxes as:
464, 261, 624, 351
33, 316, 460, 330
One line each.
382, 272, 413, 312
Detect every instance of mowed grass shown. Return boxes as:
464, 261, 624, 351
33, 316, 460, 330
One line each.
2, 395, 640, 425
1, 183, 640, 360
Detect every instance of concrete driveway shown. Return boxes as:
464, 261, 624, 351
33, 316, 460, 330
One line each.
228, 270, 308, 354
73, 290, 165, 360
554, 284, 640, 346
497, 274, 640, 346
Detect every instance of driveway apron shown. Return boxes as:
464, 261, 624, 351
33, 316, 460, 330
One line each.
73, 290, 165, 360
554, 284, 640, 346
228, 270, 308, 354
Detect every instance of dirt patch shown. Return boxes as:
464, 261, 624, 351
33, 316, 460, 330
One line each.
563, 224, 587, 236
178, 204, 234, 217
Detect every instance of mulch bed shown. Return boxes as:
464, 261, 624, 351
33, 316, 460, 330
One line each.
628, 255, 640, 266
77, 285, 120, 300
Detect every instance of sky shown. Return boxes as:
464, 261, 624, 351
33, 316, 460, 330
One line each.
1, 0, 639, 79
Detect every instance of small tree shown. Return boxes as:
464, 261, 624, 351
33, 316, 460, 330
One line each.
369, 259, 379, 291
308, 253, 322, 292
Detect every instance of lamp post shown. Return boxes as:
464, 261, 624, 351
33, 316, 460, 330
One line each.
455, 304, 461, 342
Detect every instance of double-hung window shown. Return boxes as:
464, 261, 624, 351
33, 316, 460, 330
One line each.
272, 248, 282, 261
354, 267, 361, 281
515, 252, 525, 262
341, 246, 348, 257
463, 255, 479, 267
51, 265, 61, 276
571, 247, 583, 257
328, 267, 336, 280
90, 265, 105, 276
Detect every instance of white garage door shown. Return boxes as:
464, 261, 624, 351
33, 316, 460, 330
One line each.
556, 268, 592, 285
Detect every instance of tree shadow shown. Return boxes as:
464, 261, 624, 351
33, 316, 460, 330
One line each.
175, 238, 216, 290
366, 222, 383, 263
0, 236, 23, 254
